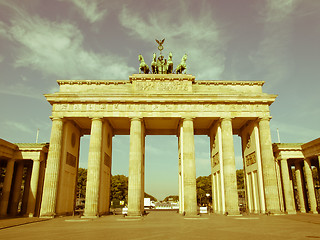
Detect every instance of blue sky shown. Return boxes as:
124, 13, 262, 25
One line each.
0, 0, 319, 200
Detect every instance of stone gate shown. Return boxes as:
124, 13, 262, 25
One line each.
40, 74, 281, 217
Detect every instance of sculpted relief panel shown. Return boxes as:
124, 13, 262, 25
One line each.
135, 80, 189, 91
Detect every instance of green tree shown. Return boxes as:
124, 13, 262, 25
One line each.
77, 168, 87, 198
163, 195, 179, 202
196, 175, 212, 206
144, 192, 157, 202
110, 175, 128, 203
236, 169, 244, 189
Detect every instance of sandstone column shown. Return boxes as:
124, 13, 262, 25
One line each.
258, 117, 281, 213
40, 117, 64, 218
21, 164, 32, 215
9, 162, 24, 215
246, 173, 253, 212
216, 172, 222, 213
182, 118, 197, 216
83, 118, 103, 218
304, 158, 318, 213
252, 171, 259, 213
127, 117, 144, 216
0, 159, 15, 216
26, 160, 41, 217
280, 159, 296, 214
212, 173, 217, 213
295, 162, 306, 213
221, 118, 239, 215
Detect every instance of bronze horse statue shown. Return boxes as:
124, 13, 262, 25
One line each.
151, 53, 157, 74
138, 54, 149, 74
176, 53, 187, 74
167, 52, 173, 74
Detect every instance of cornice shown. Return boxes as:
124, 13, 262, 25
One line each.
57, 80, 130, 86
195, 80, 265, 86
45, 94, 276, 104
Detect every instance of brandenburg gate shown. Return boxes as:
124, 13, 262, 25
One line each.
40, 72, 281, 217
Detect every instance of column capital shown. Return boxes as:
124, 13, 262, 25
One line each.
91, 117, 103, 121
130, 117, 143, 122
258, 116, 272, 122
50, 117, 64, 122
220, 117, 233, 122
279, 158, 288, 162
181, 117, 194, 122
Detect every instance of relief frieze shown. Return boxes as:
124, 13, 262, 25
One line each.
54, 103, 268, 112
212, 152, 219, 167
245, 152, 256, 166
135, 80, 189, 91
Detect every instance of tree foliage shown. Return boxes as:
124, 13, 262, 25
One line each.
163, 195, 179, 202
77, 168, 87, 198
196, 175, 212, 206
236, 169, 244, 189
110, 175, 128, 203
144, 192, 157, 202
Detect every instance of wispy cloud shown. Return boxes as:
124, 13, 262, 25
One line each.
0, 83, 44, 100
270, 119, 320, 143
67, 0, 107, 23
4, 121, 34, 134
265, 0, 299, 22
0, 3, 134, 80
249, 0, 300, 88
119, 3, 226, 80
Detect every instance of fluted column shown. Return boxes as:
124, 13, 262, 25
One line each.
304, 159, 318, 214
295, 162, 306, 213
40, 117, 64, 218
221, 118, 239, 215
258, 117, 281, 213
21, 164, 32, 215
127, 117, 144, 216
280, 159, 296, 214
83, 118, 103, 218
252, 171, 259, 213
0, 159, 15, 216
9, 162, 24, 216
26, 160, 41, 217
182, 118, 197, 216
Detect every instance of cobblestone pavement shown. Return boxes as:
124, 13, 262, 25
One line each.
0, 211, 320, 240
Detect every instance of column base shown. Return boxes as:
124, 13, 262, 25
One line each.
225, 211, 241, 216
126, 211, 143, 217
287, 211, 297, 215
125, 215, 143, 219
39, 214, 55, 219
184, 212, 199, 217
81, 213, 99, 219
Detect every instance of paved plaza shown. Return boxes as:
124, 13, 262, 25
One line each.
0, 211, 320, 239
